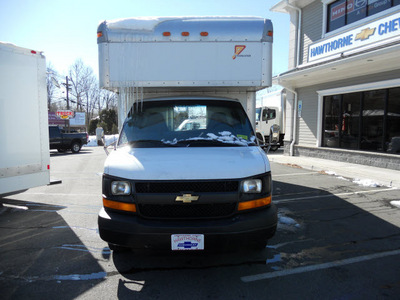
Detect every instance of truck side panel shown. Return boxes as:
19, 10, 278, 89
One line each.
100, 42, 271, 88
98, 17, 273, 90
0, 43, 50, 195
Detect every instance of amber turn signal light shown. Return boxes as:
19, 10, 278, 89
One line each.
238, 196, 271, 211
103, 198, 137, 212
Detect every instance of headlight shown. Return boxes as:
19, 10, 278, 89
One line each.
271, 124, 280, 133
111, 181, 131, 195
241, 179, 262, 193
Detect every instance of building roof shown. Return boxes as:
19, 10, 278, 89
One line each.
270, 0, 315, 13
274, 41, 400, 88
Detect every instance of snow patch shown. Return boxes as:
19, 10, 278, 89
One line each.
277, 212, 301, 232
353, 179, 381, 187
162, 131, 254, 146
105, 16, 263, 31
279, 216, 298, 226
85, 135, 119, 147
390, 201, 400, 208
325, 171, 337, 176
107, 17, 169, 31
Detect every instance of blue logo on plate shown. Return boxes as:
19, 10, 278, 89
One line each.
178, 241, 199, 249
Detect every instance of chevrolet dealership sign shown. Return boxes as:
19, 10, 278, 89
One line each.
308, 11, 400, 62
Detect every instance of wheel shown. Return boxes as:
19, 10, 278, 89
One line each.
268, 132, 279, 152
256, 132, 265, 145
71, 141, 81, 153
270, 146, 279, 152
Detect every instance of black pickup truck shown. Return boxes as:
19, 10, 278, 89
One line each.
49, 125, 88, 153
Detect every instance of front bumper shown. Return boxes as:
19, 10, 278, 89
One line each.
98, 204, 277, 250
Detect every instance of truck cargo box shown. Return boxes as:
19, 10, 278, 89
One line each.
0, 42, 50, 196
97, 16, 273, 91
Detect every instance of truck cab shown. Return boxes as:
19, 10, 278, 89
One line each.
256, 106, 282, 151
100, 96, 277, 251
256, 89, 286, 151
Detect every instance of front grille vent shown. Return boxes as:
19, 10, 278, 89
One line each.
135, 181, 239, 193
138, 203, 236, 219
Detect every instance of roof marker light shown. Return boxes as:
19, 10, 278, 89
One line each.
267, 31, 273, 37
181, 32, 190, 36
31, 50, 37, 54
200, 32, 209, 36
97, 32, 103, 38
163, 32, 171, 36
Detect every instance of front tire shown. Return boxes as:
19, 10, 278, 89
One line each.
270, 146, 279, 152
71, 141, 81, 153
256, 132, 265, 145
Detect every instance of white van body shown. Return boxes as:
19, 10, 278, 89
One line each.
97, 17, 277, 251
0, 42, 50, 197
256, 89, 286, 150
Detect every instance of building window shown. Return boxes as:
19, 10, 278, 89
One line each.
322, 87, 400, 154
327, 0, 400, 33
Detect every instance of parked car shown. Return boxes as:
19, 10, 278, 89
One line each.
49, 125, 88, 153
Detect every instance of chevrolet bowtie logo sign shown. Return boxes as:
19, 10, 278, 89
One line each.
175, 194, 199, 203
355, 27, 376, 41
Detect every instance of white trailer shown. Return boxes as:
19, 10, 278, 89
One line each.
0, 42, 50, 197
96, 17, 277, 252
256, 88, 286, 151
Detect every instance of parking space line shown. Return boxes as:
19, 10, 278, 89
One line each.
241, 249, 400, 282
19, 192, 99, 197
273, 172, 320, 177
273, 187, 397, 204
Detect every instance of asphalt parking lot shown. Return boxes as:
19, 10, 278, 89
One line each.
1, 147, 399, 299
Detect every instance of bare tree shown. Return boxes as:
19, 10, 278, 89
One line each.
46, 63, 59, 110
68, 59, 92, 111
101, 89, 117, 110
48, 59, 118, 128
85, 77, 101, 124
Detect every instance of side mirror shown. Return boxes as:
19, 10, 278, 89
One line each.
103, 135, 118, 156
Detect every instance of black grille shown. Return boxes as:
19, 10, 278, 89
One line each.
135, 181, 239, 193
138, 203, 236, 219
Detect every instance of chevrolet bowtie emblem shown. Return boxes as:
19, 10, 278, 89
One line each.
175, 194, 199, 203
355, 27, 376, 41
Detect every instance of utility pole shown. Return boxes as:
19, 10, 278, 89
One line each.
65, 76, 71, 132
66, 76, 70, 110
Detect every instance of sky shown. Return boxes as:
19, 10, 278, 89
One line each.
0, 0, 289, 78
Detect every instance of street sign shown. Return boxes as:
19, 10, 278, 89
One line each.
56, 110, 74, 119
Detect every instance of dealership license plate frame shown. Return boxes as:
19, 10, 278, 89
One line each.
171, 234, 204, 251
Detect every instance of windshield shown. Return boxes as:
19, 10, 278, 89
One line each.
118, 99, 257, 148
256, 107, 261, 121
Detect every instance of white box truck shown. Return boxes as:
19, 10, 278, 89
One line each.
256, 89, 286, 151
0, 42, 50, 197
97, 16, 277, 252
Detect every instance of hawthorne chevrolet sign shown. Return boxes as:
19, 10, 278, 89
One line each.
308, 11, 400, 62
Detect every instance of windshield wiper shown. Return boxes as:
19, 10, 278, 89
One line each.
128, 140, 178, 147
175, 139, 242, 147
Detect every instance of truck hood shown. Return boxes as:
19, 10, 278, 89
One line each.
104, 146, 270, 180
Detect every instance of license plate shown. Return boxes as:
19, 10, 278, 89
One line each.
171, 234, 204, 250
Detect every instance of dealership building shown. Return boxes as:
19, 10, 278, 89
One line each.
271, 0, 400, 169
